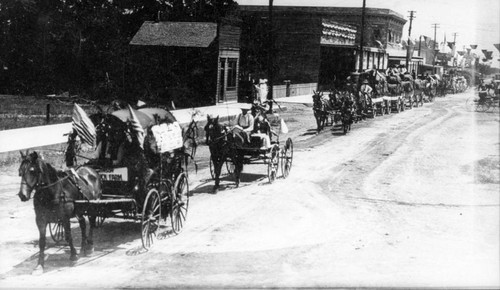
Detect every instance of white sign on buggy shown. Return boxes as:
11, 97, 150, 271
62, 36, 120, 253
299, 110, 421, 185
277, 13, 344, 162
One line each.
99, 167, 128, 182
151, 122, 183, 153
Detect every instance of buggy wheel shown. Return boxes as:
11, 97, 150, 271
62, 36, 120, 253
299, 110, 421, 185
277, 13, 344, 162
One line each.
476, 100, 491, 112
141, 188, 161, 250
171, 173, 189, 234
267, 145, 280, 183
281, 138, 293, 179
48, 220, 64, 243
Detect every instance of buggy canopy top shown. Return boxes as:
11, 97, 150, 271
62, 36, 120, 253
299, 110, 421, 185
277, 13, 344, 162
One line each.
110, 107, 176, 129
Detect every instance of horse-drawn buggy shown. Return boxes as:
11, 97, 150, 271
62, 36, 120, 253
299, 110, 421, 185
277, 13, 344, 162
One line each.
312, 90, 356, 134
18, 104, 196, 273
205, 103, 293, 192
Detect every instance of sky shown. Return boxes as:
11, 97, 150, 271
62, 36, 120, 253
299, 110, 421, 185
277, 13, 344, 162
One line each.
237, 0, 500, 67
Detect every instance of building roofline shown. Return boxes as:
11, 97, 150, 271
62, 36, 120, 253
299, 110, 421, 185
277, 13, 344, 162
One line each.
239, 5, 406, 24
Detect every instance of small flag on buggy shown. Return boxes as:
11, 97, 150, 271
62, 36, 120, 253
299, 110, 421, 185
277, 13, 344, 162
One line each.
72, 103, 96, 147
127, 105, 145, 149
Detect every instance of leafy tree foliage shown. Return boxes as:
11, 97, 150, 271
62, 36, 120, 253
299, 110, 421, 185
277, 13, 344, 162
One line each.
0, 0, 237, 107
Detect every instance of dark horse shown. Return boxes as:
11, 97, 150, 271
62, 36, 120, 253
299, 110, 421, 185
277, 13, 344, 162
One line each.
312, 91, 334, 133
18, 151, 102, 274
204, 115, 244, 193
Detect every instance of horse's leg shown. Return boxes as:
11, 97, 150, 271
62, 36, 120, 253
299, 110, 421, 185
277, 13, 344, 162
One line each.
62, 214, 78, 262
77, 214, 88, 256
314, 112, 320, 133
33, 213, 47, 275
213, 156, 223, 193
234, 154, 243, 188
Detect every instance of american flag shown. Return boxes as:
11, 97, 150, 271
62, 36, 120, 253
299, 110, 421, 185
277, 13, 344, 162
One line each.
127, 105, 145, 149
72, 103, 96, 147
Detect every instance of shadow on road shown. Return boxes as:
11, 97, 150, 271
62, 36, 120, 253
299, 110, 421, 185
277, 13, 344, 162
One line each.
0, 220, 152, 277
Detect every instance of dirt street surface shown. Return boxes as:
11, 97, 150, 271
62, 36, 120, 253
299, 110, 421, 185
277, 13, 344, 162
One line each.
0, 91, 498, 288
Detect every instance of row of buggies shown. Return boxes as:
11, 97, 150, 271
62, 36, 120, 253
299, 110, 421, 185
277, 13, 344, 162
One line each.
312, 72, 450, 134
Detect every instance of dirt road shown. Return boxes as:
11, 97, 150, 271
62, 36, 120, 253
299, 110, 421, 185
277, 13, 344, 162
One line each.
0, 91, 498, 288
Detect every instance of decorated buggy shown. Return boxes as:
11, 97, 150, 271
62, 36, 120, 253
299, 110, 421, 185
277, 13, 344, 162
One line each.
383, 73, 405, 114
359, 70, 387, 117
64, 106, 194, 249
205, 104, 293, 193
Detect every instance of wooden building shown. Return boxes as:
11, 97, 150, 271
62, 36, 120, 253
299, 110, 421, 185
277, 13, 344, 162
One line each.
239, 5, 409, 91
130, 20, 241, 105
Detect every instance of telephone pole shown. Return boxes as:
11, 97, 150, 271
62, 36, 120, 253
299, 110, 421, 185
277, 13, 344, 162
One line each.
431, 23, 440, 71
451, 32, 458, 67
267, 0, 273, 113
406, 10, 416, 71
358, 0, 366, 74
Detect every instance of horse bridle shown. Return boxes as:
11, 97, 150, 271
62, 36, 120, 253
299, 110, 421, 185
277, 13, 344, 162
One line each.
19, 162, 69, 194
206, 124, 230, 146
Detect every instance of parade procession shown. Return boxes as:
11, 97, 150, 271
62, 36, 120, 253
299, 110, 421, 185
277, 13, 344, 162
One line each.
0, 0, 499, 288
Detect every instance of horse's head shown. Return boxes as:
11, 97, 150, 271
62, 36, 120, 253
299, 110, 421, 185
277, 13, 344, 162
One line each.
18, 150, 43, 202
204, 115, 225, 145
312, 91, 324, 108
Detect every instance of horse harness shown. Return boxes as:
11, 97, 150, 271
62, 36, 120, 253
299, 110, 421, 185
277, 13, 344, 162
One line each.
20, 164, 88, 204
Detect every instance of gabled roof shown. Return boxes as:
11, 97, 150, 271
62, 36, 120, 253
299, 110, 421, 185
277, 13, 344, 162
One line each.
130, 21, 217, 48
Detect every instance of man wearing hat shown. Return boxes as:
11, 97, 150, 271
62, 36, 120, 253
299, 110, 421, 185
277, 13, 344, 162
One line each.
359, 79, 373, 96
233, 106, 254, 143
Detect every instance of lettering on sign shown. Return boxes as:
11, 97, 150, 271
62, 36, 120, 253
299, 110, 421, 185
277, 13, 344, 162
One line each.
151, 122, 183, 153
99, 167, 128, 182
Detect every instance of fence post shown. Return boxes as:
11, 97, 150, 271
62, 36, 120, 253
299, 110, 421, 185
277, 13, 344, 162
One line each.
284, 80, 291, 97
46, 104, 50, 124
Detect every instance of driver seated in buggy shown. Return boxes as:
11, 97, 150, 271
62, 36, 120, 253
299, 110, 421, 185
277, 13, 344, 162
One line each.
231, 107, 254, 144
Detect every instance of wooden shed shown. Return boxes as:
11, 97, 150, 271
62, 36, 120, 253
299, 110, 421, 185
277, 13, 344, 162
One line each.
130, 20, 241, 105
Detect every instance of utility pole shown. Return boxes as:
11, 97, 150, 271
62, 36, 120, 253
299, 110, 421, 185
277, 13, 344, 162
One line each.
358, 0, 366, 74
431, 23, 440, 72
267, 0, 274, 113
451, 32, 458, 67
405, 10, 416, 71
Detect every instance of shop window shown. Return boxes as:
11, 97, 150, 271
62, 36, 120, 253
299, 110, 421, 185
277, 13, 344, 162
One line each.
227, 58, 237, 90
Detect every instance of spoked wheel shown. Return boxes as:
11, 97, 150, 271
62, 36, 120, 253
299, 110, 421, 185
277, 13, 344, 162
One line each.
141, 188, 161, 250
281, 138, 293, 179
48, 220, 64, 243
476, 99, 492, 112
171, 172, 189, 234
267, 145, 280, 183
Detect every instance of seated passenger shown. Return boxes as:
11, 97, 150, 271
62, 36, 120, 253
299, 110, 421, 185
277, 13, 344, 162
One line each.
232, 107, 254, 143
251, 114, 274, 149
